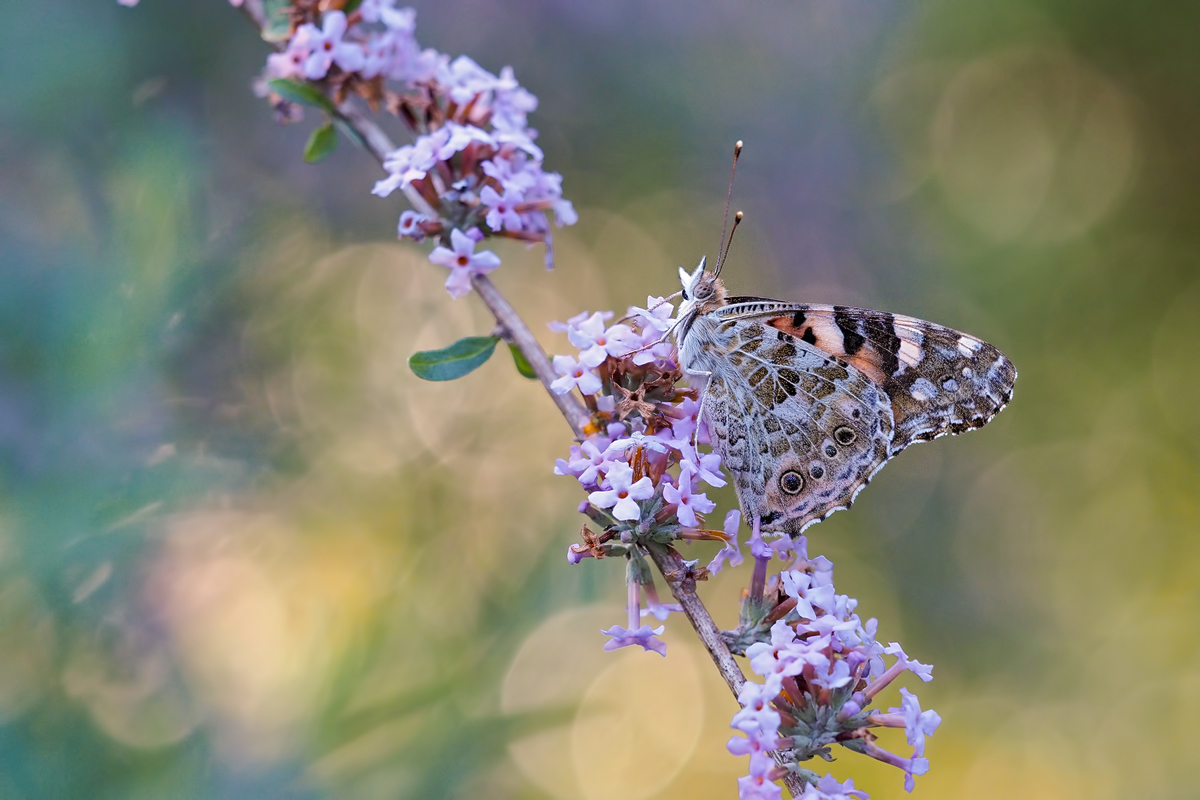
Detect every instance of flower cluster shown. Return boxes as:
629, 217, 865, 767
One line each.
727, 538, 940, 799
551, 298, 744, 655
260, 2, 576, 294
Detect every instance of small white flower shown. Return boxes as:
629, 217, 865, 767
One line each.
550, 355, 602, 396
293, 12, 364, 80
588, 463, 654, 521
428, 228, 501, 299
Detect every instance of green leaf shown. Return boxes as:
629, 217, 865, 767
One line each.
260, 0, 294, 43
267, 79, 338, 114
508, 344, 538, 380
342, 0, 364, 12
409, 336, 499, 381
304, 122, 338, 164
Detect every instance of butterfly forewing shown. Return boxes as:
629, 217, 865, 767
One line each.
720, 300, 1017, 453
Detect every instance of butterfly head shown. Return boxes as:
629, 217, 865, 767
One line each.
676, 256, 727, 320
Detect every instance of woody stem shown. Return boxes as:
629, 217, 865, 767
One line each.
648, 543, 806, 795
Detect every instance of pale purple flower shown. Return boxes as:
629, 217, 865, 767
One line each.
809, 654, 853, 690
567, 545, 594, 565
551, 196, 578, 226
428, 228, 501, 299
434, 123, 494, 161
662, 465, 716, 528
547, 309, 604, 333
438, 55, 500, 104
746, 620, 813, 682
893, 688, 941, 757
359, 0, 416, 32
602, 574, 668, 654
736, 773, 783, 800
629, 295, 675, 332
491, 65, 539, 131
730, 681, 782, 737
554, 444, 585, 479
804, 614, 859, 640
796, 775, 869, 800
266, 49, 308, 80
605, 430, 673, 457
602, 418, 625, 440
550, 355, 602, 396
639, 580, 683, 621
742, 751, 784, 798
568, 313, 638, 367
601, 624, 667, 656
372, 134, 442, 196
836, 614, 878, 652
480, 184, 525, 231
361, 30, 402, 80
397, 210, 430, 241
588, 462, 654, 521
747, 525, 775, 560
905, 757, 930, 792
863, 742, 929, 793
707, 509, 744, 574
781, 570, 819, 619
563, 440, 615, 486
482, 154, 539, 195
293, 12, 364, 80
884, 643, 934, 682
630, 328, 677, 366
681, 447, 727, 488
729, 733, 782, 800
726, 733, 770, 759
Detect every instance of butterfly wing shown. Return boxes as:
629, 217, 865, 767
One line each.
698, 316, 895, 536
722, 299, 1017, 453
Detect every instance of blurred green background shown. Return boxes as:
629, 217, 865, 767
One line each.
1, 1, 1198, 798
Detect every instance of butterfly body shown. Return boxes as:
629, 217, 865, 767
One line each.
674, 262, 1016, 537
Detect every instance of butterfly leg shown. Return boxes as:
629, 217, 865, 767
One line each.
691, 392, 708, 448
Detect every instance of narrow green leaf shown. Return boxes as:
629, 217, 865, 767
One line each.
260, 0, 294, 43
508, 344, 538, 380
304, 122, 338, 164
268, 78, 338, 114
409, 336, 499, 381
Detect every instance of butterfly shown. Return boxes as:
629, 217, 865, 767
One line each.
673, 258, 1016, 538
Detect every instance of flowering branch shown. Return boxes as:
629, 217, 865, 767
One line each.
234, 1, 585, 435
210, 3, 943, 796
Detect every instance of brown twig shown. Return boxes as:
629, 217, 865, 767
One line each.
238, 8, 802, 796
649, 544, 807, 796
472, 274, 590, 438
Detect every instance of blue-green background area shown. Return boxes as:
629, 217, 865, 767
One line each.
1, 1, 1198, 798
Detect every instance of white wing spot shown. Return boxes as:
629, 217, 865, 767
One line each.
909, 378, 939, 402
957, 336, 983, 357
898, 339, 923, 368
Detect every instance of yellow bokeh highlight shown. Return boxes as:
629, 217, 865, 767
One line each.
570, 641, 703, 800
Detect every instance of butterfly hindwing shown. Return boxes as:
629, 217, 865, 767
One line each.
721, 299, 1017, 453
697, 316, 894, 536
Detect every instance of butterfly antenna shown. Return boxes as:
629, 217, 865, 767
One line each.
716, 210, 743, 278
713, 140, 743, 276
